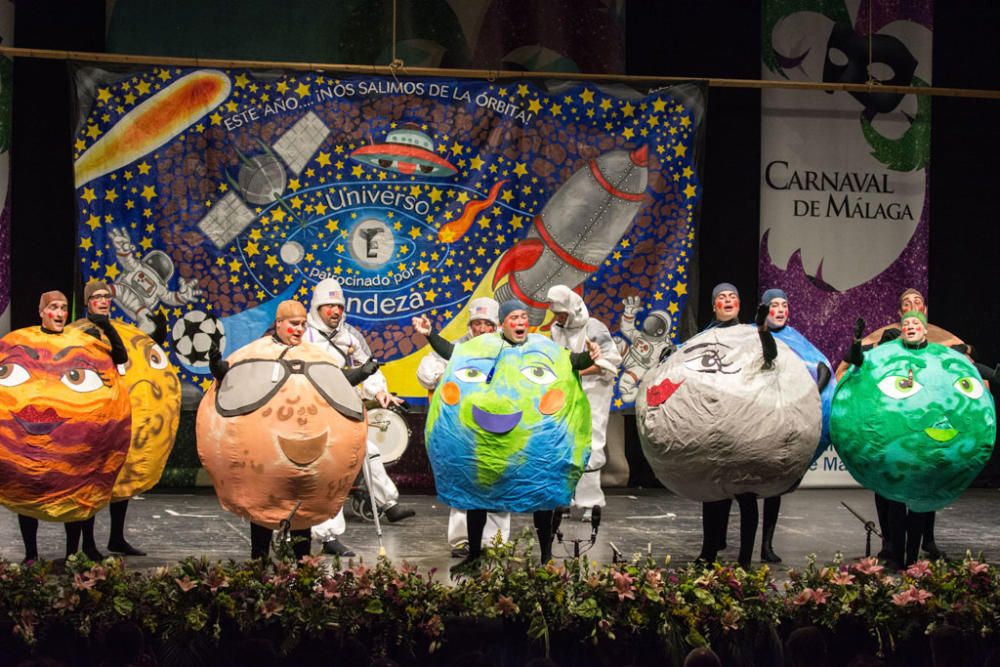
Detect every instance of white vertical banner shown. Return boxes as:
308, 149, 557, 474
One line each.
0, 0, 12, 334
760, 1, 933, 487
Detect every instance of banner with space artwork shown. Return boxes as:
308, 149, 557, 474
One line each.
761, 1, 932, 486
0, 1, 12, 335
73, 68, 704, 407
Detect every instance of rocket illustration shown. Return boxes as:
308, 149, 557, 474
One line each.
493, 145, 649, 324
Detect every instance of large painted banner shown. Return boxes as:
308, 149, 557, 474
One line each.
0, 0, 12, 335
73, 68, 704, 408
761, 1, 932, 485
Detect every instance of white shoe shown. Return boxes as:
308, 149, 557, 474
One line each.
581, 508, 592, 522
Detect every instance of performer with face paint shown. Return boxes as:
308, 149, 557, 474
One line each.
546, 285, 622, 520
303, 279, 415, 558
13, 290, 130, 562
207, 300, 378, 560
756, 288, 835, 563
413, 299, 600, 575
417, 297, 511, 558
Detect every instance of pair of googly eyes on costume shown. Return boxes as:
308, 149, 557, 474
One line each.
0, 364, 106, 393
877, 375, 985, 400
453, 365, 557, 385
120, 344, 169, 371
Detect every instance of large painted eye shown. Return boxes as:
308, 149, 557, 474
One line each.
877, 376, 923, 399
954, 376, 985, 399
61, 368, 104, 393
454, 367, 487, 384
521, 365, 556, 385
146, 343, 169, 370
0, 363, 30, 387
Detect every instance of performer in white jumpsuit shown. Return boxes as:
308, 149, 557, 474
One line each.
546, 286, 622, 518
416, 298, 511, 557
305, 278, 415, 556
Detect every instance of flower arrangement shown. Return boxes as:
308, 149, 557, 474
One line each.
1, 542, 998, 665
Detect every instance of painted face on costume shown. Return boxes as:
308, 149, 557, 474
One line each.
318, 303, 344, 330
831, 342, 996, 511
768, 298, 789, 328
41, 300, 68, 332
899, 292, 926, 316
0, 327, 132, 521
425, 333, 591, 511
502, 310, 529, 343
714, 291, 739, 322
276, 317, 306, 346
197, 338, 367, 529
901, 316, 927, 344
637, 325, 820, 501
88, 290, 112, 316
468, 318, 496, 337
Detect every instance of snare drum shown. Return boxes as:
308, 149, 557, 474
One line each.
366, 405, 411, 465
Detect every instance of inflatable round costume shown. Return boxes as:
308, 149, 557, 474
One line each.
637, 324, 821, 501
68, 319, 181, 499
197, 337, 367, 530
831, 340, 996, 512
0, 326, 132, 521
426, 332, 591, 512
772, 325, 836, 458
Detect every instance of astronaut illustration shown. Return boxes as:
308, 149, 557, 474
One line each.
108, 227, 202, 334
615, 295, 675, 402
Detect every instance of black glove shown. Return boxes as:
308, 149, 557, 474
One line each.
150, 311, 169, 347
87, 312, 110, 327
755, 303, 769, 328
343, 358, 379, 387
879, 328, 901, 344
208, 340, 228, 381
853, 317, 866, 341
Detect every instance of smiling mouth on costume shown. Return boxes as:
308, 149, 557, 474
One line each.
277, 430, 328, 466
472, 405, 522, 434
13, 407, 67, 436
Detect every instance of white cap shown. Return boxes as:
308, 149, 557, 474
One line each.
467, 297, 499, 326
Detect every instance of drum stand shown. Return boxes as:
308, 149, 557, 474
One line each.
555, 506, 602, 558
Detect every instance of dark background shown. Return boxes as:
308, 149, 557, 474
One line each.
10, 1, 1000, 484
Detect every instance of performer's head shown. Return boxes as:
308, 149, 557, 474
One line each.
275, 300, 307, 346
711, 283, 739, 322
899, 288, 926, 318
498, 299, 529, 343
311, 278, 346, 331
900, 310, 928, 344
761, 288, 789, 328
466, 297, 498, 337
38, 290, 68, 332
545, 284, 587, 328
84, 280, 113, 316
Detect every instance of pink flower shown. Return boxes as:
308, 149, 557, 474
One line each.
72, 573, 96, 591
720, 608, 741, 631
906, 561, 931, 579
260, 596, 284, 618
203, 571, 229, 592
175, 575, 198, 592
892, 585, 933, 607
87, 564, 108, 582
852, 558, 884, 576
792, 587, 829, 606
297, 554, 323, 569
316, 577, 341, 600
52, 588, 80, 611
496, 595, 518, 616
831, 572, 855, 586
612, 570, 635, 601
968, 560, 990, 575
644, 570, 664, 590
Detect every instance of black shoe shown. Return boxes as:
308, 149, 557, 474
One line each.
451, 544, 470, 559
321, 539, 355, 557
107, 539, 146, 556
760, 547, 782, 563
449, 555, 481, 580
383, 505, 415, 523
82, 547, 105, 561
922, 542, 946, 560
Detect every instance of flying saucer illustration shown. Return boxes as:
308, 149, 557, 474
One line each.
350, 124, 457, 177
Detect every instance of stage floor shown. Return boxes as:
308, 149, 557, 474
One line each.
4, 488, 999, 574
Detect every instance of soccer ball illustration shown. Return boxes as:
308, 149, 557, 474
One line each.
171, 310, 225, 367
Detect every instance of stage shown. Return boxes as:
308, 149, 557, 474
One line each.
4, 487, 999, 573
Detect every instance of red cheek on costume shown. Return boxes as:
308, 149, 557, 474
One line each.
769, 308, 777, 317
538, 388, 565, 415
441, 381, 460, 405
287, 327, 294, 334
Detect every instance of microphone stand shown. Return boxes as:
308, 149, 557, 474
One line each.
841, 501, 882, 558
275, 500, 302, 562
555, 506, 602, 558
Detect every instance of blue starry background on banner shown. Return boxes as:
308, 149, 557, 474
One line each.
72, 68, 705, 406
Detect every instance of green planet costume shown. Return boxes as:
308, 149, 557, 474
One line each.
831, 340, 996, 512
425, 332, 591, 512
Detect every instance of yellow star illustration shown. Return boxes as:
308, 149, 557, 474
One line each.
234, 73, 250, 88
673, 144, 687, 158
580, 88, 594, 104
86, 215, 101, 230
105, 264, 121, 280
141, 185, 157, 201
316, 152, 331, 167
621, 102, 635, 117
673, 282, 687, 297
137, 162, 152, 175
684, 183, 697, 198
528, 99, 542, 113
295, 82, 311, 97
276, 81, 289, 94
81, 187, 97, 203
513, 163, 528, 177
